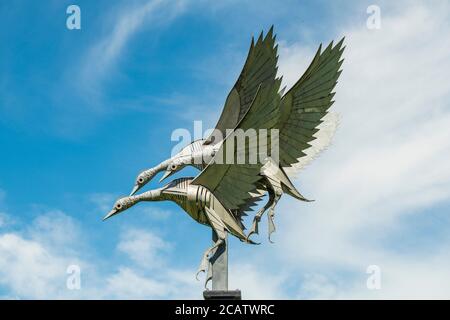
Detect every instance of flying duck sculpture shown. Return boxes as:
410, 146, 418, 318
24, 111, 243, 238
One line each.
103, 79, 284, 286
129, 29, 345, 242
103, 27, 345, 288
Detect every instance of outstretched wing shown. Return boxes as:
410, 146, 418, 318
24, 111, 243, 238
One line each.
206, 27, 279, 144
192, 79, 282, 214
278, 39, 345, 171
283, 111, 339, 176
194, 39, 345, 216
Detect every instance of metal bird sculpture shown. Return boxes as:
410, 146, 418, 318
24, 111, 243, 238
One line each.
103, 27, 345, 292
129, 30, 345, 242
104, 177, 256, 288
103, 77, 288, 287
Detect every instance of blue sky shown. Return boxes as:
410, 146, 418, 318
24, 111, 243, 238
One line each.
1, 0, 450, 299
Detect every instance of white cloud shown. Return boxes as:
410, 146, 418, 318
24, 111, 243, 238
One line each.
296, 274, 338, 299
117, 228, 170, 268
229, 263, 288, 299
26, 211, 81, 249
84, 1, 162, 75
0, 209, 203, 299
254, 1, 450, 299
78, 0, 187, 99
105, 267, 169, 299
0, 212, 87, 299
89, 193, 117, 213
0, 233, 67, 298
104, 267, 205, 299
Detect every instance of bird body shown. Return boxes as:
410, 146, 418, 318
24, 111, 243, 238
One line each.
104, 177, 254, 286
128, 31, 344, 242
137, 143, 312, 241
104, 27, 345, 287
107, 177, 249, 242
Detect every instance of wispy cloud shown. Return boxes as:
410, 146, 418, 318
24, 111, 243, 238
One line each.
229, 263, 289, 299
89, 193, 118, 213
0, 204, 205, 299
0, 211, 88, 298
77, 0, 187, 103
117, 228, 170, 268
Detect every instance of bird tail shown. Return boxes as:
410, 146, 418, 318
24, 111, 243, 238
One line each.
239, 235, 259, 245
279, 167, 314, 202
281, 182, 313, 202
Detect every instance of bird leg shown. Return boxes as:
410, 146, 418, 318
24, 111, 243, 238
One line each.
267, 193, 281, 243
196, 237, 224, 282
246, 190, 275, 241
196, 206, 227, 289
205, 261, 213, 289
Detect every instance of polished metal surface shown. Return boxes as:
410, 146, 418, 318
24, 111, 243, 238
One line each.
103, 27, 345, 296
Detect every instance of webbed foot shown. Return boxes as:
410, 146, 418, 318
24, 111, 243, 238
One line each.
246, 210, 263, 241
204, 261, 213, 289
196, 252, 210, 281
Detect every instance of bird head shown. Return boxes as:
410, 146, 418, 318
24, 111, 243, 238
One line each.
130, 171, 150, 196
104, 190, 162, 221
159, 161, 186, 182
103, 197, 134, 221
130, 163, 167, 196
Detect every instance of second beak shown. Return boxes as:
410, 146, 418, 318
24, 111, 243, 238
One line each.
130, 184, 140, 196
159, 170, 175, 182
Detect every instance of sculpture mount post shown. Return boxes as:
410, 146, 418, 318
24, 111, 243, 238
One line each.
203, 231, 242, 300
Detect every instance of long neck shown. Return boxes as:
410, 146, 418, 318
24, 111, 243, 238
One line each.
142, 159, 171, 179
125, 189, 164, 207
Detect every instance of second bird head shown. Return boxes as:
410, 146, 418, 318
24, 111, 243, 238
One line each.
159, 162, 185, 183
130, 161, 186, 196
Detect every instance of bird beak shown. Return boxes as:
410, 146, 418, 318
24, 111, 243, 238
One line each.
159, 170, 174, 182
130, 184, 139, 196
103, 208, 118, 221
